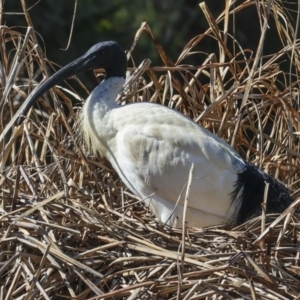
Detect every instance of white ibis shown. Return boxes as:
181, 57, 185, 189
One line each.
17, 41, 293, 227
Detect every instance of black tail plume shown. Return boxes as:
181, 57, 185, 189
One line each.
231, 163, 293, 225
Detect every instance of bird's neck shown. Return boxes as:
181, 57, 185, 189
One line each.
81, 76, 125, 154
85, 76, 125, 115
89, 76, 125, 108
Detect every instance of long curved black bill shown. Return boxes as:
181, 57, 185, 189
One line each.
17, 54, 97, 126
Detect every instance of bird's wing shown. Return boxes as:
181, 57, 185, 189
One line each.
112, 102, 245, 175
108, 103, 245, 218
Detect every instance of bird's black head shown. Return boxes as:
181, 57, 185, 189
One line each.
17, 41, 127, 125
75, 41, 127, 78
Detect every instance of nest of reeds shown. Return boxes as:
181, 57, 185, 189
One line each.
1, 1, 300, 299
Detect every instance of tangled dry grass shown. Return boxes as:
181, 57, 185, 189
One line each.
1, 1, 300, 299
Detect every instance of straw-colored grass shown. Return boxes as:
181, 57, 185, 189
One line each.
1, 1, 300, 299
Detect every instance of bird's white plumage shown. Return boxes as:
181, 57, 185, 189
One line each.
82, 77, 246, 227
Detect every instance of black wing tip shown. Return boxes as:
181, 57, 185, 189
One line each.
231, 162, 293, 225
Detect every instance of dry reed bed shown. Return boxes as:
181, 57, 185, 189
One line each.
1, 1, 300, 299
